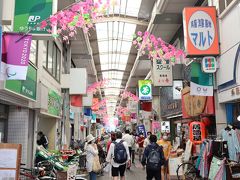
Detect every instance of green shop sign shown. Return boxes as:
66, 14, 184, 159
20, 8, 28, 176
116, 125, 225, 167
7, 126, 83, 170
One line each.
5, 64, 37, 100
138, 80, 152, 101
14, 0, 53, 33
48, 90, 62, 117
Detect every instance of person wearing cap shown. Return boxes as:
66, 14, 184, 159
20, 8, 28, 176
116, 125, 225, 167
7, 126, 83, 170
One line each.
85, 134, 99, 180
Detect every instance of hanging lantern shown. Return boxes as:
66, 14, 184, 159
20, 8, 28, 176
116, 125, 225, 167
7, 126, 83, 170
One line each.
189, 121, 206, 144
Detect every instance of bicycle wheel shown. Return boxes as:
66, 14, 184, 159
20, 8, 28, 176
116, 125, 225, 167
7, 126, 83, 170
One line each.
177, 162, 198, 180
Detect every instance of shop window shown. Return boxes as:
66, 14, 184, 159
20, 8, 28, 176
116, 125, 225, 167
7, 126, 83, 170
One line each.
56, 48, 61, 81
29, 40, 38, 66
52, 43, 57, 77
217, 0, 235, 14
43, 40, 61, 81
47, 41, 53, 74
42, 41, 48, 68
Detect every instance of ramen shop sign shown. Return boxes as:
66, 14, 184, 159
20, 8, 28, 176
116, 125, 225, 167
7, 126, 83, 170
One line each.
183, 7, 219, 56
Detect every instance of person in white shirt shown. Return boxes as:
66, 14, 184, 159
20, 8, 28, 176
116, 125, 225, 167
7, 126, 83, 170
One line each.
143, 131, 152, 148
106, 131, 130, 180
122, 130, 135, 169
85, 134, 98, 180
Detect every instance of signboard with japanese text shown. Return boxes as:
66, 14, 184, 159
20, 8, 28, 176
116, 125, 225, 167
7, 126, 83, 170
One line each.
138, 80, 152, 101
201, 56, 217, 73
5, 64, 37, 101
137, 124, 147, 137
13, 0, 53, 34
152, 59, 173, 86
161, 121, 170, 133
91, 98, 99, 111
183, 7, 219, 56
48, 90, 62, 117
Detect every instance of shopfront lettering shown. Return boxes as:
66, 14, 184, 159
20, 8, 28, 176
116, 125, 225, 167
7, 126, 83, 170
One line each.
162, 101, 178, 111
48, 96, 61, 111
21, 37, 31, 65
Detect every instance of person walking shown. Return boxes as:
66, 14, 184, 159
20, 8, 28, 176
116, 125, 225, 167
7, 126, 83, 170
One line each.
85, 134, 99, 180
131, 132, 137, 164
137, 133, 145, 161
107, 132, 116, 153
143, 131, 152, 148
141, 134, 165, 180
157, 132, 172, 180
37, 131, 49, 149
122, 130, 135, 169
106, 131, 130, 180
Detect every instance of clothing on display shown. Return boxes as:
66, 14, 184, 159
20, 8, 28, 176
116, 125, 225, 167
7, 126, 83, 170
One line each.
221, 127, 240, 161
208, 157, 226, 180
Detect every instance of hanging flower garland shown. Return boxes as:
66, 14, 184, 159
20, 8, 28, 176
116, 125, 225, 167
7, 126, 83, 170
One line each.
40, 0, 110, 42
132, 31, 186, 64
121, 90, 139, 102
87, 79, 109, 94
95, 107, 107, 116
116, 106, 130, 117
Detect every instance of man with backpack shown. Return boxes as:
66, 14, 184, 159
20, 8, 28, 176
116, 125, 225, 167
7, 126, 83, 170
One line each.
141, 134, 165, 180
106, 131, 130, 180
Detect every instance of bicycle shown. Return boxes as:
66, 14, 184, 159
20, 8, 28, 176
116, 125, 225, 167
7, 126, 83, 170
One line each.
19, 162, 56, 180
176, 156, 201, 180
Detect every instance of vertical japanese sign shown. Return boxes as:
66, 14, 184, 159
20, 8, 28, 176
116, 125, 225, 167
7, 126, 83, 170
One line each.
14, 0, 53, 34
1, 33, 32, 80
91, 98, 99, 111
138, 80, 152, 101
161, 121, 170, 133
183, 7, 219, 56
152, 59, 173, 86
137, 124, 146, 137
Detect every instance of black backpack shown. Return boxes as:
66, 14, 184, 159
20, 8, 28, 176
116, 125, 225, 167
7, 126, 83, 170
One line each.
113, 140, 128, 163
146, 146, 164, 170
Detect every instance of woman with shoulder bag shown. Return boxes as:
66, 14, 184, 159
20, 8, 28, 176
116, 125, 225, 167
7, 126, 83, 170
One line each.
85, 134, 100, 180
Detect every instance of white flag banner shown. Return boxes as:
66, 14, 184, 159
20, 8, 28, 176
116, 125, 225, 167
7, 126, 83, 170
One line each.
190, 81, 213, 96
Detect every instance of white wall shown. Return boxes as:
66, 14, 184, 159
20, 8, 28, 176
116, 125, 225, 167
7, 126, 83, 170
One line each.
217, 4, 240, 87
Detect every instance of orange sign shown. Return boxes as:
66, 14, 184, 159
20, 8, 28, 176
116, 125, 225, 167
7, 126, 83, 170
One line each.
183, 7, 219, 56
91, 98, 99, 111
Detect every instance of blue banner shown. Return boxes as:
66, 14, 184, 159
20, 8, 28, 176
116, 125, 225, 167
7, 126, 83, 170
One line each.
137, 124, 146, 138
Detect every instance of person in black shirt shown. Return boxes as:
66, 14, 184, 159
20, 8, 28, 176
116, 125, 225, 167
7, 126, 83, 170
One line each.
37, 131, 49, 149
141, 135, 165, 180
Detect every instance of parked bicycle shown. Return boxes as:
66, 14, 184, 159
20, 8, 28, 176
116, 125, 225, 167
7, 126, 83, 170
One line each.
19, 161, 56, 180
176, 156, 200, 180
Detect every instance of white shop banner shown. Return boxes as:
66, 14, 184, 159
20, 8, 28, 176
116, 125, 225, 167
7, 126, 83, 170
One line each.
152, 59, 173, 86
190, 81, 213, 96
